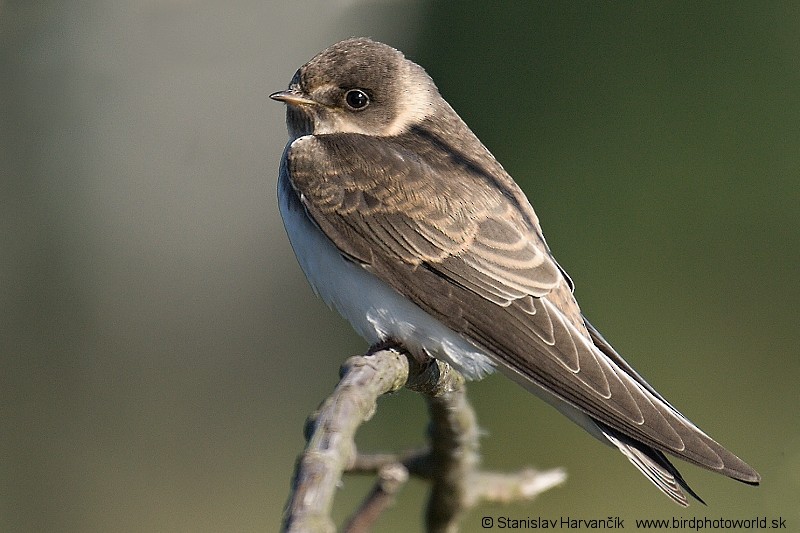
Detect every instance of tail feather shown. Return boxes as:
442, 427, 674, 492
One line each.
599, 422, 706, 506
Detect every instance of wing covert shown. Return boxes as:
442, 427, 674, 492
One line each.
287, 133, 562, 303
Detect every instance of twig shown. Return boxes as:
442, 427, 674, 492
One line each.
466, 468, 567, 506
348, 448, 431, 478
343, 463, 409, 533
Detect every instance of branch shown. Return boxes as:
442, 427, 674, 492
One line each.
281, 349, 566, 532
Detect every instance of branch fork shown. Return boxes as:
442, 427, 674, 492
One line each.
282, 349, 565, 532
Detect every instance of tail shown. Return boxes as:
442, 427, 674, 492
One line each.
583, 318, 761, 501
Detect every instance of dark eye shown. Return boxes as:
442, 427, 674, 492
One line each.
344, 89, 370, 110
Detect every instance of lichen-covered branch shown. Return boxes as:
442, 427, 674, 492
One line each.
281, 349, 566, 533
411, 359, 480, 532
282, 349, 410, 533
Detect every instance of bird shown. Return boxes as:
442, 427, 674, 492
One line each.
270, 37, 760, 506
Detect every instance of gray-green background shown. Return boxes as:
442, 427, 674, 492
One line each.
2, 1, 797, 531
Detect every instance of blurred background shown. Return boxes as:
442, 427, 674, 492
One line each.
2, 1, 797, 531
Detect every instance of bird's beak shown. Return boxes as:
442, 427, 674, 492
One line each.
270, 89, 317, 107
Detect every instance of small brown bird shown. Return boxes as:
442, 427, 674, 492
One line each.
271, 37, 760, 505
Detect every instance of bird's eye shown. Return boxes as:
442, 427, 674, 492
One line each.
344, 89, 370, 110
